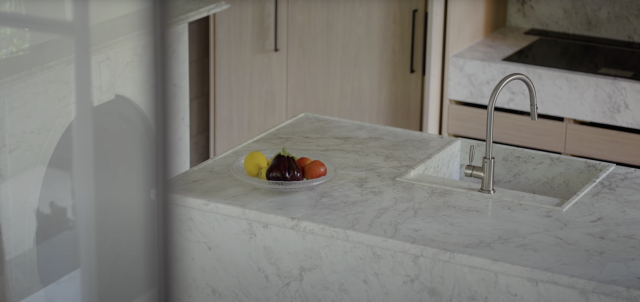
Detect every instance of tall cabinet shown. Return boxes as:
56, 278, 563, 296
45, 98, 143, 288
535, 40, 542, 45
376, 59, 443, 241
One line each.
214, 0, 427, 155
213, 0, 288, 156
287, 0, 425, 130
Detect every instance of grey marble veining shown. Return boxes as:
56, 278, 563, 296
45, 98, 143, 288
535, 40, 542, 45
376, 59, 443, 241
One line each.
448, 27, 640, 130
507, 0, 640, 43
170, 203, 633, 302
170, 113, 640, 301
397, 138, 614, 210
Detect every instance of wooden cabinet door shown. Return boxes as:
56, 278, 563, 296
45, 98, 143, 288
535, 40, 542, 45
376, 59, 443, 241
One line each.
214, 0, 287, 155
287, 0, 425, 130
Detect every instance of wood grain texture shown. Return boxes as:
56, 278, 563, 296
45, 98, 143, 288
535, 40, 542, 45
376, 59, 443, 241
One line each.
448, 103, 566, 153
565, 123, 640, 166
214, 0, 287, 155
423, 0, 446, 134
441, 0, 507, 135
287, 0, 425, 131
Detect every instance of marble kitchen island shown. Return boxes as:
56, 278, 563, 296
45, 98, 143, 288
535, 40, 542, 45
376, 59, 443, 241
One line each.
169, 114, 640, 302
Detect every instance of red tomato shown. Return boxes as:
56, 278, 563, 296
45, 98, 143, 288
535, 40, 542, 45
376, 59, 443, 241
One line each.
304, 160, 327, 180
296, 157, 313, 170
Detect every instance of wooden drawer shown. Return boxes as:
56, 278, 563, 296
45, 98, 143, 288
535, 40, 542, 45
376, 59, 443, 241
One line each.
447, 103, 566, 153
565, 123, 640, 166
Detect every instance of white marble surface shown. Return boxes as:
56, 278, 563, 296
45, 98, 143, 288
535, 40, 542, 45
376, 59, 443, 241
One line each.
448, 27, 640, 130
507, 0, 640, 43
170, 114, 640, 301
397, 138, 615, 210
170, 203, 631, 302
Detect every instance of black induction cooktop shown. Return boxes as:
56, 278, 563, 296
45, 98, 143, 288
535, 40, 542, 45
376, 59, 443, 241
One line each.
503, 29, 640, 81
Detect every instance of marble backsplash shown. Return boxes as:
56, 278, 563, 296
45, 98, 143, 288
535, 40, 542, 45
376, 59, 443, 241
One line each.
507, 0, 640, 42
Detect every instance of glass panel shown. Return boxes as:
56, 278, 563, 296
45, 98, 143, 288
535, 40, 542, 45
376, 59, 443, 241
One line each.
0, 26, 31, 59
0, 26, 76, 302
0, 0, 71, 20
0, 0, 70, 57
0, 1, 161, 301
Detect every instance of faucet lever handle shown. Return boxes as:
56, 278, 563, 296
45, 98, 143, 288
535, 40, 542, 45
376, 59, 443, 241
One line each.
469, 145, 475, 165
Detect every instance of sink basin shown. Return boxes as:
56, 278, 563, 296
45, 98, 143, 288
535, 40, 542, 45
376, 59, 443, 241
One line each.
397, 138, 615, 211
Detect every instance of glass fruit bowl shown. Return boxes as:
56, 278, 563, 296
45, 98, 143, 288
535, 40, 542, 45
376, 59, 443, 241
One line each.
230, 150, 336, 191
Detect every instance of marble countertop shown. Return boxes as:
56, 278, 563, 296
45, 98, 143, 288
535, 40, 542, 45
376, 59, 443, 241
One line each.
170, 113, 640, 301
448, 27, 640, 130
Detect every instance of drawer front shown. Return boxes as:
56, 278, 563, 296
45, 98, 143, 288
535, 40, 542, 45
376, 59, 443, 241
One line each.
565, 123, 640, 166
448, 103, 566, 153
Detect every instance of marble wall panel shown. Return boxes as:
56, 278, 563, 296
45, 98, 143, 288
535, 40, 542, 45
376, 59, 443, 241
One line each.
507, 0, 640, 42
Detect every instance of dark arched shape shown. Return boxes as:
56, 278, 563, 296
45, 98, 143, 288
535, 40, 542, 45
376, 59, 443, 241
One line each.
37, 95, 156, 301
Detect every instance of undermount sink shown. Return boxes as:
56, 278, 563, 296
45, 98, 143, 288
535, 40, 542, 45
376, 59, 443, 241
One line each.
397, 138, 615, 211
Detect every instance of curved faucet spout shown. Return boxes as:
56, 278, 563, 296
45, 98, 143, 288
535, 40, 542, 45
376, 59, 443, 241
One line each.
485, 73, 538, 159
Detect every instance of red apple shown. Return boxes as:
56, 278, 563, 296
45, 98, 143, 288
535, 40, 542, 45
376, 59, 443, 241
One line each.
304, 160, 327, 180
296, 157, 313, 170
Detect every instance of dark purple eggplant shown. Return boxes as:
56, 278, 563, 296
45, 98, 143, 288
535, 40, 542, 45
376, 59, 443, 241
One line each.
266, 148, 304, 181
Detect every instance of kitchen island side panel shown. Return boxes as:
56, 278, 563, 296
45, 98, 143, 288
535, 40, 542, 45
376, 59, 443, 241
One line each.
168, 204, 628, 302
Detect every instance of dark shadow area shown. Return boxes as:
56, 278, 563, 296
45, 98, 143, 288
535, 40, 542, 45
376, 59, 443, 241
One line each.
36, 95, 156, 301
504, 29, 640, 81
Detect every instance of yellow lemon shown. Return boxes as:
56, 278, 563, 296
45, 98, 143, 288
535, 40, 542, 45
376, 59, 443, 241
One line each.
244, 151, 268, 177
267, 156, 274, 166
258, 166, 268, 180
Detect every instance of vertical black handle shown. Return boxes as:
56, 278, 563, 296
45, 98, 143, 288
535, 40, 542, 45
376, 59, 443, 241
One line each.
410, 9, 417, 73
275, 0, 279, 52
423, 12, 428, 76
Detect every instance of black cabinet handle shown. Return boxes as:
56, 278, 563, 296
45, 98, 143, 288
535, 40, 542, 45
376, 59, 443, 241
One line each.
410, 9, 417, 73
423, 12, 428, 76
275, 0, 279, 52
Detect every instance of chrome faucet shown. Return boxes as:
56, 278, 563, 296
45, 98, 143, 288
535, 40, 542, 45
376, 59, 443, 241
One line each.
464, 73, 538, 194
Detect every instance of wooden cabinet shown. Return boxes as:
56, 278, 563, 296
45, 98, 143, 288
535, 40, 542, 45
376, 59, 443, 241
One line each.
213, 0, 430, 155
448, 102, 640, 166
213, 0, 288, 156
447, 102, 566, 153
287, 0, 425, 130
440, 0, 507, 137
565, 123, 640, 166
